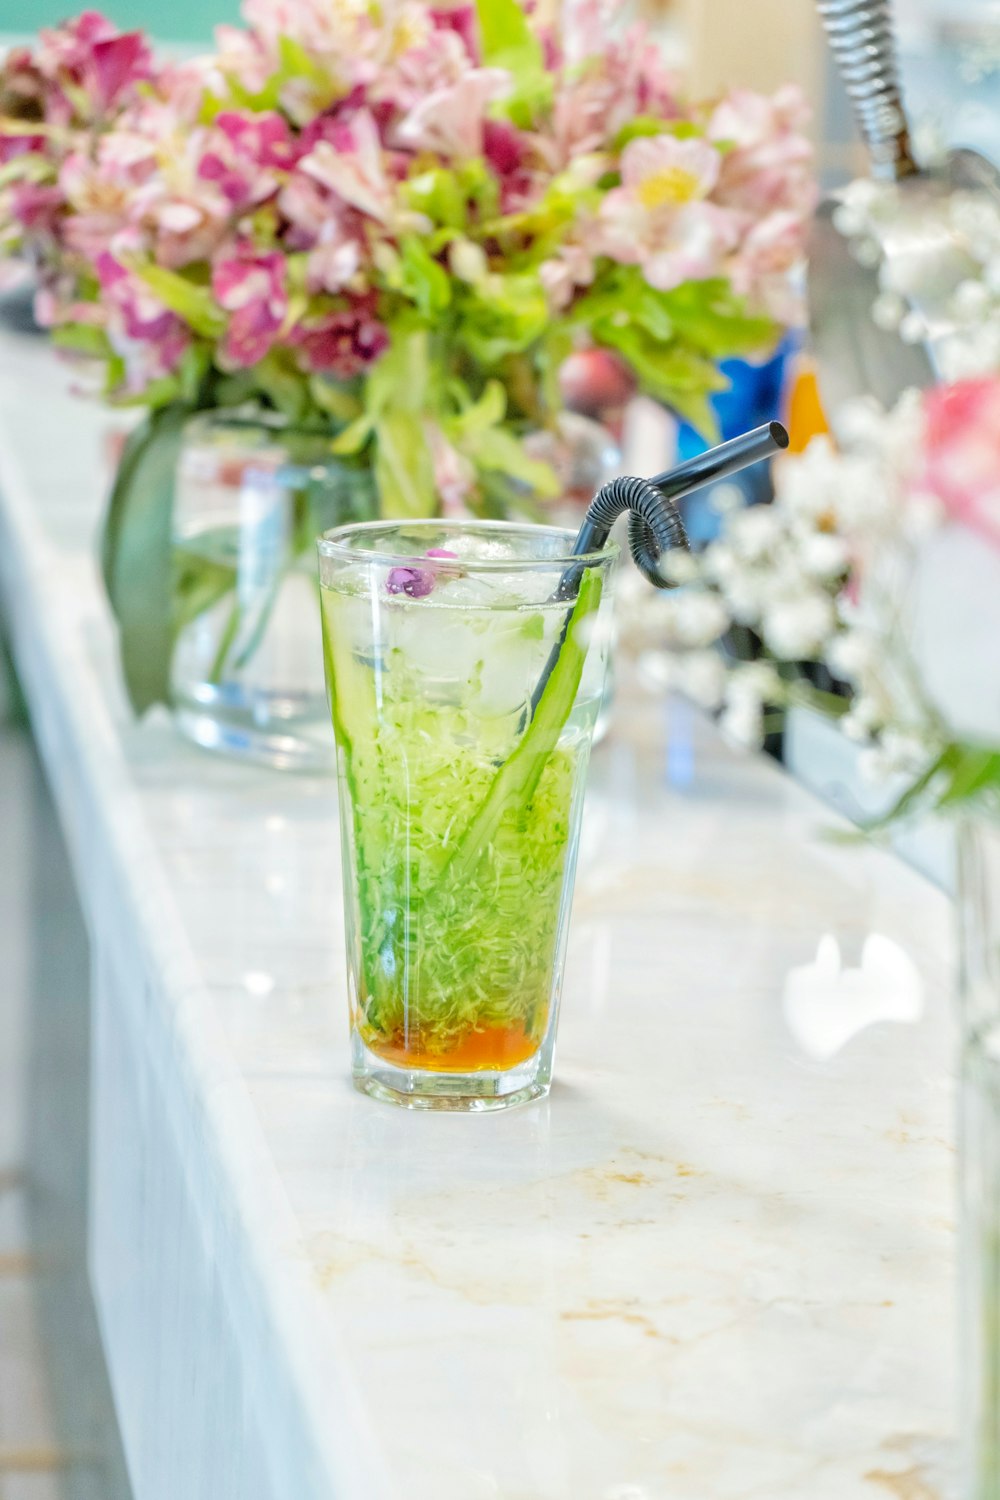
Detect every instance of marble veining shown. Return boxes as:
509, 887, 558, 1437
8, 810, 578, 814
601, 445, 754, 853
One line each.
0, 329, 958, 1499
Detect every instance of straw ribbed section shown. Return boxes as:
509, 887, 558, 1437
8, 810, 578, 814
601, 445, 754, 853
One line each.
585, 475, 688, 590
816, 0, 916, 178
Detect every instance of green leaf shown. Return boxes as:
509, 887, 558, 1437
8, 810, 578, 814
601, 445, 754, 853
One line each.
399, 236, 451, 318
657, 279, 779, 358
253, 348, 311, 422
459, 273, 549, 364
330, 411, 374, 455
613, 118, 703, 149
51, 323, 111, 360
130, 262, 225, 338
309, 376, 362, 424
0, 153, 52, 189
463, 426, 560, 498
937, 745, 1000, 808
365, 327, 432, 416
403, 168, 467, 229
476, 0, 542, 75
101, 403, 195, 713
855, 740, 1000, 834
373, 411, 437, 518
475, 0, 550, 127
594, 320, 723, 437
221, 69, 282, 113
449, 379, 506, 437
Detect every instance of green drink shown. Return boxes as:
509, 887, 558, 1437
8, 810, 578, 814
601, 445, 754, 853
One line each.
318, 521, 616, 1109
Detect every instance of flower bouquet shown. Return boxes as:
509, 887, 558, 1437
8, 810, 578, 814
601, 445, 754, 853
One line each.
625, 372, 1000, 1497
626, 375, 1000, 819
0, 0, 814, 753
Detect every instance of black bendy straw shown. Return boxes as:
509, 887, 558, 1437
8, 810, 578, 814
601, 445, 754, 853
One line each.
526, 420, 790, 722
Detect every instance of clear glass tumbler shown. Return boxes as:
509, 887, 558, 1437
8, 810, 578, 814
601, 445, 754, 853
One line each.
317, 520, 616, 1110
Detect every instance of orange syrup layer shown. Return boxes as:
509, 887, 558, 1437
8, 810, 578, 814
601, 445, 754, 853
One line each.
362, 1020, 542, 1073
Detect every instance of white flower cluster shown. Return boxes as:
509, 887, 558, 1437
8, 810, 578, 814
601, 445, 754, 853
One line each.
617, 399, 947, 775
832, 177, 1000, 379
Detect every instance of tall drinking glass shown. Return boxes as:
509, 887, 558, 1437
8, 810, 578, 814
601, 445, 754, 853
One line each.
317, 520, 616, 1110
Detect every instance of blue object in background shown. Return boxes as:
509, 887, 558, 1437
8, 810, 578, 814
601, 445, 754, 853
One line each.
677, 333, 797, 545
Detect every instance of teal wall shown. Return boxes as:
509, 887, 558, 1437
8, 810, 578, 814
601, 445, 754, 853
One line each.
3, 0, 240, 42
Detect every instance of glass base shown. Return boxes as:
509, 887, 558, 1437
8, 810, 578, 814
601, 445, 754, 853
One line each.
352, 1034, 552, 1112
173, 696, 334, 774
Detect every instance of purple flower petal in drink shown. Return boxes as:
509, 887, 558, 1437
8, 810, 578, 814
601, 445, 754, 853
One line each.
386, 565, 435, 598
425, 548, 458, 559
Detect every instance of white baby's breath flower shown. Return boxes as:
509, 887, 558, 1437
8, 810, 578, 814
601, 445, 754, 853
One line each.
900, 487, 945, 539
899, 310, 926, 344
657, 547, 699, 586
719, 697, 764, 750
826, 628, 871, 681
708, 482, 743, 515
727, 659, 782, 705
678, 649, 728, 710
762, 591, 835, 661
832, 202, 866, 237
831, 397, 886, 450
953, 277, 992, 319
727, 504, 782, 562
840, 693, 883, 742
858, 745, 890, 784
799, 532, 850, 578
661, 590, 730, 648
636, 649, 674, 693
852, 236, 882, 269
879, 729, 935, 778
872, 290, 905, 331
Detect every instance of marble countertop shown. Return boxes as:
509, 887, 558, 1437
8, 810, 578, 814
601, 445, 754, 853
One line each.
0, 329, 957, 1500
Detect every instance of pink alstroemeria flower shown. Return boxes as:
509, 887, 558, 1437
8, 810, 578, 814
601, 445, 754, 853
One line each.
729, 208, 806, 324
10, 183, 63, 233
96, 251, 175, 341
213, 249, 288, 369
37, 11, 152, 115
292, 303, 388, 376
396, 68, 510, 160
429, 6, 478, 60
709, 86, 816, 219
920, 378, 1000, 547
197, 111, 298, 213
299, 111, 396, 223
598, 133, 737, 291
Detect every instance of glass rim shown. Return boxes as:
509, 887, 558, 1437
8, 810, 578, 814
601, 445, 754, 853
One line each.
316, 518, 619, 572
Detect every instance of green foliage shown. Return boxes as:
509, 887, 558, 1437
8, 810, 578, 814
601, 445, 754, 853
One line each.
863, 742, 1000, 832
460, 426, 560, 498
403, 168, 468, 230
457, 272, 549, 364
398, 237, 451, 318
101, 402, 196, 713
130, 262, 225, 338
475, 0, 552, 126
373, 410, 437, 518
569, 268, 779, 437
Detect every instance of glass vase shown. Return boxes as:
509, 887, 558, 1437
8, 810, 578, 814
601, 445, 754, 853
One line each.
959, 813, 1000, 1500
170, 411, 375, 771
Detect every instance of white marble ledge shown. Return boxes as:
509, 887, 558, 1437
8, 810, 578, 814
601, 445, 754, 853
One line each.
0, 327, 958, 1500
